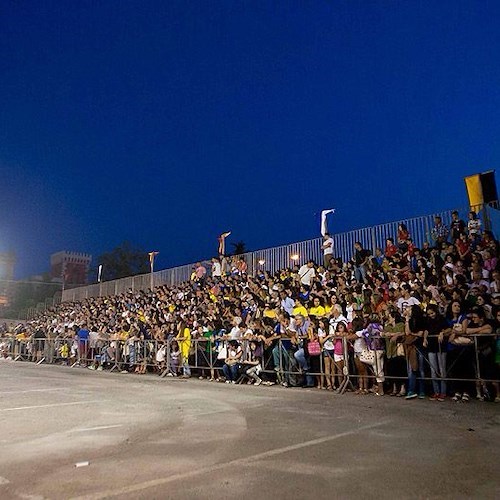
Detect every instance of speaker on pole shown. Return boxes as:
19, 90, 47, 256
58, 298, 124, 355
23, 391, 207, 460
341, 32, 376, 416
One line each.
464, 170, 498, 208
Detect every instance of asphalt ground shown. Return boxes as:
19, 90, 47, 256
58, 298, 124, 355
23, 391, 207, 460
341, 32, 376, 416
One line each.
0, 361, 498, 500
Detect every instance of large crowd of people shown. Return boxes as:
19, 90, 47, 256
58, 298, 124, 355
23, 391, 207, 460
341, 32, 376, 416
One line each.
1, 211, 499, 403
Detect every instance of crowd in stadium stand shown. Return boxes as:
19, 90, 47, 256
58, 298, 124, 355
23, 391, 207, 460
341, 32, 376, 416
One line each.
1, 210, 499, 403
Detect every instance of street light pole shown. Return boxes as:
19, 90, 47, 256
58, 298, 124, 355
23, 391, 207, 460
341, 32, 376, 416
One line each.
148, 251, 159, 291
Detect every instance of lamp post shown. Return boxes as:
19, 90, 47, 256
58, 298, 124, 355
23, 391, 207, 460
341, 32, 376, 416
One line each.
98, 265, 103, 297
148, 251, 159, 291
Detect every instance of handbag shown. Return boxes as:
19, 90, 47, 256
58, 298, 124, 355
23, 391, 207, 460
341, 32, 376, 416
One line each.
359, 349, 375, 364
396, 343, 405, 357
217, 346, 227, 360
307, 340, 321, 356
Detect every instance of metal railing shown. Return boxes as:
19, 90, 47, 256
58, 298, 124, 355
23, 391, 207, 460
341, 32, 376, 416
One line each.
1, 334, 498, 399
61, 202, 498, 302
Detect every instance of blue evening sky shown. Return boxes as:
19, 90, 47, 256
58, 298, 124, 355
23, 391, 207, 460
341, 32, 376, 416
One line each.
1, 1, 500, 278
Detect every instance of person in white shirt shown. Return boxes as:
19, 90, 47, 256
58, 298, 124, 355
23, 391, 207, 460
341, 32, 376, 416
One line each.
211, 257, 222, 279
280, 290, 295, 316
322, 233, 334, 269
298, 260, 316, 287
396, 285, 421, 313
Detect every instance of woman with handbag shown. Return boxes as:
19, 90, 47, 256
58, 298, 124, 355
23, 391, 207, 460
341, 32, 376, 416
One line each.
305, 322, 322, 389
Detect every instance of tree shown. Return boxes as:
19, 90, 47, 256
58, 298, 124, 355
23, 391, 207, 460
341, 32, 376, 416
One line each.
231, 241, 247, 255
96, 241, 149, 281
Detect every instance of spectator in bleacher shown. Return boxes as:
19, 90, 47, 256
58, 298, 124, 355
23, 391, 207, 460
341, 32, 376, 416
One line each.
450, 210, 466, 242
397, 223, 410, 253
431, 215, 449, 245
353, 242, 371, 284
321, 233, 334, 269
467, 211, 482, 246
298, 260, 316, 287
222, 340, 242, 383
404, 305, 426, 400
425, 304, 448, 401
385, 238, 398, 259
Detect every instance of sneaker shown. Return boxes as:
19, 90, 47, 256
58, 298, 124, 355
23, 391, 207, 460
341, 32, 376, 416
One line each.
429, 394, 439, 401
418, 393, 426, 399
462, 393, 470, 402
166, 372, 173, 377
437, 394, 445, 402
405, 392, 418, 400
494, 396, 500, 403
282, 381, 288, 388
120, 370, 128, 374
452, 393, 462, 402
255, 379, 262, 386
225, 380, 231, 384
88, 365, 95, 370
96, 366, 103, 371
231, 380, 236, 384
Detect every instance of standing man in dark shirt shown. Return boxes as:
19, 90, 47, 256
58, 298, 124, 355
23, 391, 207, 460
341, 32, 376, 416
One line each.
450, 211, 466, 242
353, 242, 371, 284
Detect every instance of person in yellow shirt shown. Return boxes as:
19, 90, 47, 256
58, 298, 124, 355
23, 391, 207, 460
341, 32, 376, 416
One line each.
176, 321, 191, 378
292, 299, 309, 317
308, 297, 326, 318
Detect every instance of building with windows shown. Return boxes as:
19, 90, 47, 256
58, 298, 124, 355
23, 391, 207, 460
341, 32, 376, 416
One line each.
50, 251, 92, 286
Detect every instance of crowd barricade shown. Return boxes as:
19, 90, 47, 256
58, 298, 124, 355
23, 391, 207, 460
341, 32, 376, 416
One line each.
0, 334, 498, 397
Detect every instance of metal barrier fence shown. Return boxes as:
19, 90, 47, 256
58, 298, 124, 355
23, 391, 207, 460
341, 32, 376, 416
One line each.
61, 202, 497, 303
1, 335, 498, 399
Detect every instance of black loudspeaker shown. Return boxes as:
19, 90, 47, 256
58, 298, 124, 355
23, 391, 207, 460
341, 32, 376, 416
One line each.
464, 170, 498, 207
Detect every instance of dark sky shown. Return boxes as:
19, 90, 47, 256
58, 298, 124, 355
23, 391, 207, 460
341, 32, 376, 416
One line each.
1, 0, 500, 279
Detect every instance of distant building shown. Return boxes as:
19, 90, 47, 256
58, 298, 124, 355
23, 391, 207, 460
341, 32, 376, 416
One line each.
50, 251, 92, 286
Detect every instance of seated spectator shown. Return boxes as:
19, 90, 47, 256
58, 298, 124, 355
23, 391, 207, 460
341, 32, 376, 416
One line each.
222, 340, 243, 383
385, 238, 398, 259
241, 341, 263, 385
